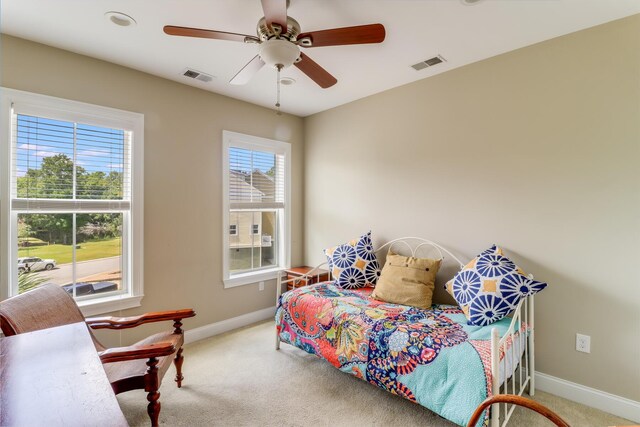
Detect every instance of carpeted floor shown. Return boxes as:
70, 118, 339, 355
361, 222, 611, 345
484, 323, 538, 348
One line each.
118, 320, 633, 426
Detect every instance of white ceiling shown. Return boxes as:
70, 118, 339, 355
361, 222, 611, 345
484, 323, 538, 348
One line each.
2, 0, 639, 117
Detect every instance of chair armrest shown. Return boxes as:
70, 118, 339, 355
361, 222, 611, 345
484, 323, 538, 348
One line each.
99, 334, 182, 363
467, 394, 570, 427
86, 308, 196, 330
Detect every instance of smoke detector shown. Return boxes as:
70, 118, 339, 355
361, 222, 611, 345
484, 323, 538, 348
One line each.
182, 68, 214, 83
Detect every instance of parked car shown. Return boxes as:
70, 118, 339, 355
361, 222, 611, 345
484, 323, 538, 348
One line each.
17, 257, 56, 273
62, 281, 118, 296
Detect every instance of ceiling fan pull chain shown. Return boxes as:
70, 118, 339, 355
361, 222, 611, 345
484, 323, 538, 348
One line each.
275, 64, 282, 115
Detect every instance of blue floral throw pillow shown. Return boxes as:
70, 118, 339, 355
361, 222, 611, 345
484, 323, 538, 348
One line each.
323, 231, 381, 289
445, 245, 547, 326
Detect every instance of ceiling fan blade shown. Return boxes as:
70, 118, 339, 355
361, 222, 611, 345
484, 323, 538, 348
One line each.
294, 53, 337, 89
261, 0, 288, 31
164, 25, 259, 43
230, 55, 266, 85
297, 23, 385, 47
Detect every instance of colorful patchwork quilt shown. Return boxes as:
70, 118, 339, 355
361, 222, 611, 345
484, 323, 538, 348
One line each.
275, 282, 528, 427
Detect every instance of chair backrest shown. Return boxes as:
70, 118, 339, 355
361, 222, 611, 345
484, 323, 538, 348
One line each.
0, 284, 86, 336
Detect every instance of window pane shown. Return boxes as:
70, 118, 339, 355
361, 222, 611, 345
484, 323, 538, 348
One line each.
16, 213, 123, 298
17, 213, 72, 294
16, 115, 74, 199
75, 213, 123, 297
15, 114, 127, 201
229, 147, 277, 203
259, 211, 277, 269
228, 210, 277, 274
229, 211, 253, 273
76, 124, 126, 200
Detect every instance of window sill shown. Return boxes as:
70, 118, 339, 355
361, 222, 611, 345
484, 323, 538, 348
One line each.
223, 268, 282, 288
77, 294, 144, 316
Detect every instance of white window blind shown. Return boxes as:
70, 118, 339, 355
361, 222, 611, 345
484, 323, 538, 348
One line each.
228, 146, 285, 210
11, 112, 131, 212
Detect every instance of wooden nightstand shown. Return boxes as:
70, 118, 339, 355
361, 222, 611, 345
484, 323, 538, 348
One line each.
284, 266, 330, 290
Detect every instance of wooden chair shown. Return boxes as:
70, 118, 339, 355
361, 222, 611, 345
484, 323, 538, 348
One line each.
467, 394, 571, 427
0, 284, 196, 426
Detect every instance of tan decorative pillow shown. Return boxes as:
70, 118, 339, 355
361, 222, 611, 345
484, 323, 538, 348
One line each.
371, 251, 442, 309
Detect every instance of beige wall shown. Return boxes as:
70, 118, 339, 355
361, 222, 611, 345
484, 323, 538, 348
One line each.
0, 35, 305, 347
303, 15, 640, 401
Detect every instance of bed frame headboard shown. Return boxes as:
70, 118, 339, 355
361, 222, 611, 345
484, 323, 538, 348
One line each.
277, 236, 465, 305
373, 237, 465, 307
374, 237, 465, 269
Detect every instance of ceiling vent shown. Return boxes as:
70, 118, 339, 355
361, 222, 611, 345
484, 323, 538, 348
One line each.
411, 55, 446, 71
182, 68, 214, 82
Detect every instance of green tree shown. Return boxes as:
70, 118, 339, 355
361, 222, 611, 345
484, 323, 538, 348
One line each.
17, 153, 122, 244
17, 154, 83, 199
78, 170, 106, 199
104, 171, 123, 199
77, 213, 121, 240
17, 219, 34, 239
21, 213, 73, 244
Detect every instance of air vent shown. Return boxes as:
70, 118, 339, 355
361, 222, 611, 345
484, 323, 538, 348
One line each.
182, 68, 214, 83
411, 55, 446, 71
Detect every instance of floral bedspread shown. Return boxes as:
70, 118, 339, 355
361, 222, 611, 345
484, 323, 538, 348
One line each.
276, 282, 526, 427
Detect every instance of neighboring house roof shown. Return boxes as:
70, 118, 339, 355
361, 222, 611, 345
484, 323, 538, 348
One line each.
230, 170, 264, 202
248, 170, 276, 201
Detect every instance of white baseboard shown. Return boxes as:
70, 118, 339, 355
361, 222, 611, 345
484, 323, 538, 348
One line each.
184, 306, 276, 345
535, 372, 640, 422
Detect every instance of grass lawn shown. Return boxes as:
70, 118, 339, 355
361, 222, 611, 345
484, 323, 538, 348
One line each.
18, 238, 122, 265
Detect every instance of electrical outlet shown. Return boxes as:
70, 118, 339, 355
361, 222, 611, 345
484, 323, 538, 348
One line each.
576, 333, 591, 353
258, 281, 264, 291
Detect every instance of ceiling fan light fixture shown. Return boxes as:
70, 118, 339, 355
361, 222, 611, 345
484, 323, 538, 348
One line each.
259, 39, 300, 69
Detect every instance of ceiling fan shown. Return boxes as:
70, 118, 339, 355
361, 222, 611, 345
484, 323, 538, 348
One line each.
163, 0, 386, 89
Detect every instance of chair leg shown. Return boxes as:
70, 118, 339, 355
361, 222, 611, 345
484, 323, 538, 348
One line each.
147, 390, 161, 427
174, 347, 184, 388
146, 357, 161, 427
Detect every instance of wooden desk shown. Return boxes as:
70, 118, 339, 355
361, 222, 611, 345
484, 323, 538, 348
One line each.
0, 322, 128, 427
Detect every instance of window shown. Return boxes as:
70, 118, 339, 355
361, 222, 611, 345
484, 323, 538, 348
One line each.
0, 88, 144, 315
229, 224, 238, 236
222, 131, 290, 287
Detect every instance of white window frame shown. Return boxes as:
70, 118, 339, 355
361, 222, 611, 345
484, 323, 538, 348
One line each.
252, 224, 260, 235
229, 224, 238, 236
222, 130, 290, 288
0, 88, 144, 315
